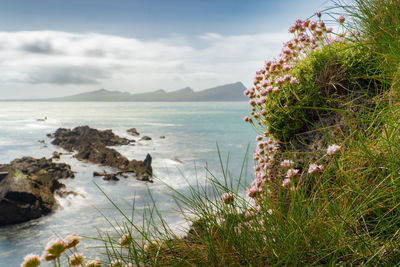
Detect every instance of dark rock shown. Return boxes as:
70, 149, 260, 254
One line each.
140, 136, 152, 141
38, 140, 46, 144
160, 136, 166, 139
51, 126, 131, 151
56, 190, 79, 198
49, 126, 152, 181
133, 154, 153, 182
127, 128, 140, 136
0, 157, 74, 226
52, 151, 62, 160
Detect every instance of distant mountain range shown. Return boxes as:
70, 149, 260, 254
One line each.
10, 82, 248, 102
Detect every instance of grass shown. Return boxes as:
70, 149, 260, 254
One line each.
21, 0, 400, 266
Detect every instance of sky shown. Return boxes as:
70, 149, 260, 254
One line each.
0, 0, 330, 99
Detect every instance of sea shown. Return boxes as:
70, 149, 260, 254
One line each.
0, 101, 256, 266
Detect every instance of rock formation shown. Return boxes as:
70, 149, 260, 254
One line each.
0, 157, 74, 226
49, 126, 153, 182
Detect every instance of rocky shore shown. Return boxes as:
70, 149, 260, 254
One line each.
0, 157, 74, 226
0, 126, 154, 226
49, 126, 153, 182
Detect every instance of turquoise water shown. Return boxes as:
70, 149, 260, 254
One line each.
0, 102, 255, 266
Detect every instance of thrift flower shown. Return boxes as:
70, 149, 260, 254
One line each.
338, 16, 345, 23
69, 253, 85, 266
110, 259, 123, 267
119, 234, 132, 247
64, 234, 81, 249
21, 254, 41, 267
267, 209, 273, 215
308, 163, 318, 175
282, 178, 291, 187
86, 259, 102, 267
286, 169, 299, 178
144, 242, 159, 253
43, 238, 66, 260
327, 144, 341, 155
290, 77, 298, 84
221, 192, 234, 204
280, 159, 294, 168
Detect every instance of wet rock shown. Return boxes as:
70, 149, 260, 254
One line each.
56, 190, 79, 198
51, 126, 131, 151
160, 136, 166, 139
93, 171, 123, 181
140, 136, 152, 141
52, 151, 62, 160
133, 154, 153, 182
0, 157, 74, 226
49, 126, 152, 181
127, 128, 140, 136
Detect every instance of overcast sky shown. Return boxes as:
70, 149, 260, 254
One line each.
0, 0, 330, 99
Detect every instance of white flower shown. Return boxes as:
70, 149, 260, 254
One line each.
327, 144, 341, 155
286, 169, 299, 178
280, 159, 294, 168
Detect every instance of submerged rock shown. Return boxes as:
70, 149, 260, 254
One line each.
127, 128, 140, 136
140, 136, 152, 141
49, 126, 152, 181
0, 157, 74, 226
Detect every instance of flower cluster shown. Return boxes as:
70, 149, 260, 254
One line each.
244, 12, 346, 214
308, 163, 324, 175
221, 192, 234, 204
21, 254, 41, 267
21, 234, 104, 267
327, 144, 341, 155
119, 233, 132, 247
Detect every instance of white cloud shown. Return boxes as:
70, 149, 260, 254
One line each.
0, 30, 290, 98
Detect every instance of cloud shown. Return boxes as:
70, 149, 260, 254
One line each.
28, 66, 109, 85
0, 30, 290, 97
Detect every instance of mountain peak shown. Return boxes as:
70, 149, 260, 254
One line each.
175, 87, 194, 93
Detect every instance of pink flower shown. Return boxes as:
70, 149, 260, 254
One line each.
86, 259, 102, 267
286, 169, 299, 178
243, 116, 252, 122
290, 77, 298, 84
64, 234, 80, 249
327, 144, 341, 155
272, 87, 280, 93
221, 192, 234, 204
247, 187, 258, 198
338, 16, 345, 23
282, 178, 291, 187
267, 209, 273, 215
308, 163, 319, 175
308, 163, 324, 175
21, 254, 41, 267
43, 238, 66, 261
69, 253, 85, 266
316, 11, 322, 18
110, 259, 123, 267
280, 159, 294, 168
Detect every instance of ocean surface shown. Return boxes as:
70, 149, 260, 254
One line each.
0, 102, 255, 266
